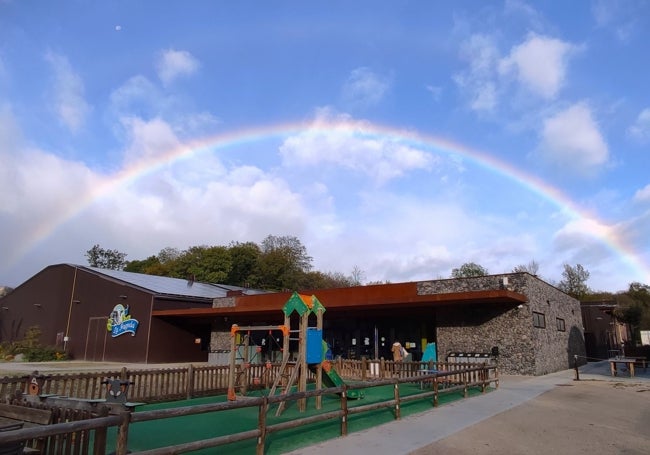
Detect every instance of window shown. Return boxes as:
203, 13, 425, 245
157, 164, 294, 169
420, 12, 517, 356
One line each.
533, 312, 546, 328
556, 318, 566, 332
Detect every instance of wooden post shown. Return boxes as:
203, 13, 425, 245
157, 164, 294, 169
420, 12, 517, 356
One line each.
380, 358, 385, 379
433, 375, 439, 407
115, 411, 131, 455
256, 396, 268, 455
120, 367, 127, 381
298, 311, 308, 412
481, 363, 486, 393
227, 328, 238, 401
92, 406, 109, 455
340, 385, 348, 436
361, 357, 367, 381
187, 364, 195, 400
393, 380, 401, 420
463, 371, 468, 398
242, 334, 250, 395
315, 306, 324, 410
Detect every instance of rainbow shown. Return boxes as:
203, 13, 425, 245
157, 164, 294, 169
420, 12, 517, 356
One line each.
11, 119, 650, 282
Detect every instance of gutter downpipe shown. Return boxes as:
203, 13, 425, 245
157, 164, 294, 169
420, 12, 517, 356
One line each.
64, 266, 78, 353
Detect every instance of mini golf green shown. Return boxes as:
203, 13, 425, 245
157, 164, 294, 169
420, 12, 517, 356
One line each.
104, 383, 492, 454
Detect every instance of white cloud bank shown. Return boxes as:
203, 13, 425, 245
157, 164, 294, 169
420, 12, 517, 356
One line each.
499, 33, 575, 99
341, 67, 391, 108
454, 32, 575, 112
156, 49, 200, 86
45, 51, 91, 132
538, 103, 609, 175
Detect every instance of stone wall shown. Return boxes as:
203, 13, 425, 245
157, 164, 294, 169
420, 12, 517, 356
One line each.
418, 273, 585, 375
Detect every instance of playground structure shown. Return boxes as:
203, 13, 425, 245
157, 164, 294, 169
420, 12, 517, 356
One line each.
227, 292, 358, 415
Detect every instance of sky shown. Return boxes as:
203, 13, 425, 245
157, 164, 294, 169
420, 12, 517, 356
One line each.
1, 1, 649, 292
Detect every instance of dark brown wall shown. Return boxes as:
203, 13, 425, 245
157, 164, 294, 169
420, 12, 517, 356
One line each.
0, 265, 72, 347
146, 318, 207, 363
68, 268, 152, 362
2, 264, 212, 364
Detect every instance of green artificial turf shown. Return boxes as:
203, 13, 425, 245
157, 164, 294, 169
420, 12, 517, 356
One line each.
103, 383, 491, 454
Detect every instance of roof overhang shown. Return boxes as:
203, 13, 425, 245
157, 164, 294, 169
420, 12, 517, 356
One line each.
151, 281, 527, 320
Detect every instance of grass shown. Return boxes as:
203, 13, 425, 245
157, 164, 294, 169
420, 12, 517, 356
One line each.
103, 382, 491, 454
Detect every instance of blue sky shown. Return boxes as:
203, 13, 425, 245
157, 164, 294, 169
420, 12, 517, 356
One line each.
1, 1, 649, 291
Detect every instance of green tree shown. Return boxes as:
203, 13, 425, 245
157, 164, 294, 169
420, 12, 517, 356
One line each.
451, 262, 489, 278
171, 245, 232, 283
124, 255, 162, 274
85, 244, 127, 270
255, 235, 313, 290
615, 282, 650, 337
227, 242, 262, 287
558, 263, 590, 299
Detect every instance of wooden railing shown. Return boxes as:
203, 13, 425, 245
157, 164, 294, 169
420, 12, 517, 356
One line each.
0, 359, 497, 403
0, 363, 498, 455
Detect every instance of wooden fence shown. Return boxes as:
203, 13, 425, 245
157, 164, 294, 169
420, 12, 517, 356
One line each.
0, 363, 497, 455
0, 359, 496, 404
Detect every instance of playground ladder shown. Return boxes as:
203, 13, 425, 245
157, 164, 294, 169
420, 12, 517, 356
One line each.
268, 357, 302, 416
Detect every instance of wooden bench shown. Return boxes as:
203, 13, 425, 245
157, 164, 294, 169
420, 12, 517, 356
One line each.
0, 403, 54, 454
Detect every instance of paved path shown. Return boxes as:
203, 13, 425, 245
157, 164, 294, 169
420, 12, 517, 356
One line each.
284, 361, 650, 455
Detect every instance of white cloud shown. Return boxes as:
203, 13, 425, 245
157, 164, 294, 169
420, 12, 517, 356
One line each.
279, 110, 433, 184
499, 33, 574, 99
119, 116, 181, 164
342, 67, 390, 108
156, 49, 200, 86
538, 103, 609, 175
110, 75, 161, 114
0, 109, 311, 285
454, 34, 501, 112
592, 0, 646, 42
45, 51, 91, 132
627, 108, 650, 142
634, 184, 650, 203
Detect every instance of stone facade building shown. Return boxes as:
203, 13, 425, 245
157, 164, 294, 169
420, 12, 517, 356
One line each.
419, 274, 585, 375
1, 265, 585, 375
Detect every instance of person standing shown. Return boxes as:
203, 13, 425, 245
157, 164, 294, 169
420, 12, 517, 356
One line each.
392, 341, 404, 361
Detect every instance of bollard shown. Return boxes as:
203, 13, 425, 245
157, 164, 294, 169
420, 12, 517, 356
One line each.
573, 354, 580, 381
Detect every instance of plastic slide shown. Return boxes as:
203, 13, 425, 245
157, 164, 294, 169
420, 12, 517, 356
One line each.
310, 343, 363, 399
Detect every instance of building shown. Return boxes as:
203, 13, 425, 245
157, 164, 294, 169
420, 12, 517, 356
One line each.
0, 264, 262, 363
0, 265, 585, 375
580, 299, 631, 360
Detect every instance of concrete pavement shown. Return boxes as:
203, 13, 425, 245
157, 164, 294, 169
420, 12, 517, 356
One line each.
284, 361, 650, 455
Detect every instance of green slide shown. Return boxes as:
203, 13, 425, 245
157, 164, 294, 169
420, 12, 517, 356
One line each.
310, 341, 363, 399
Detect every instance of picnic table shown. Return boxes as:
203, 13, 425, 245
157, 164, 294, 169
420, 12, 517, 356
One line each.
608, 357, 638, 378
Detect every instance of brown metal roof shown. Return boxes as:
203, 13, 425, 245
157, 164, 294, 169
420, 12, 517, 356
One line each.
151, 281, 527, 319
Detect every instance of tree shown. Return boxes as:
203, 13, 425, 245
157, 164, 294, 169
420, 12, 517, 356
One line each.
171, 245, 232, 283
451, 262, 488, 278
557, 263, 590, 299
255, 235, 313, 290
124, 255, 163, 274
350, 265, 365, 286
85, 244, 127, 270
513, 260, 539, 276
615, 282, 650, 336
227, 242, 262, 287
0, 286, 13, 298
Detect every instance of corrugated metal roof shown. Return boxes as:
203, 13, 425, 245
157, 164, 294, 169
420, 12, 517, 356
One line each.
82, 266, 266, 299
